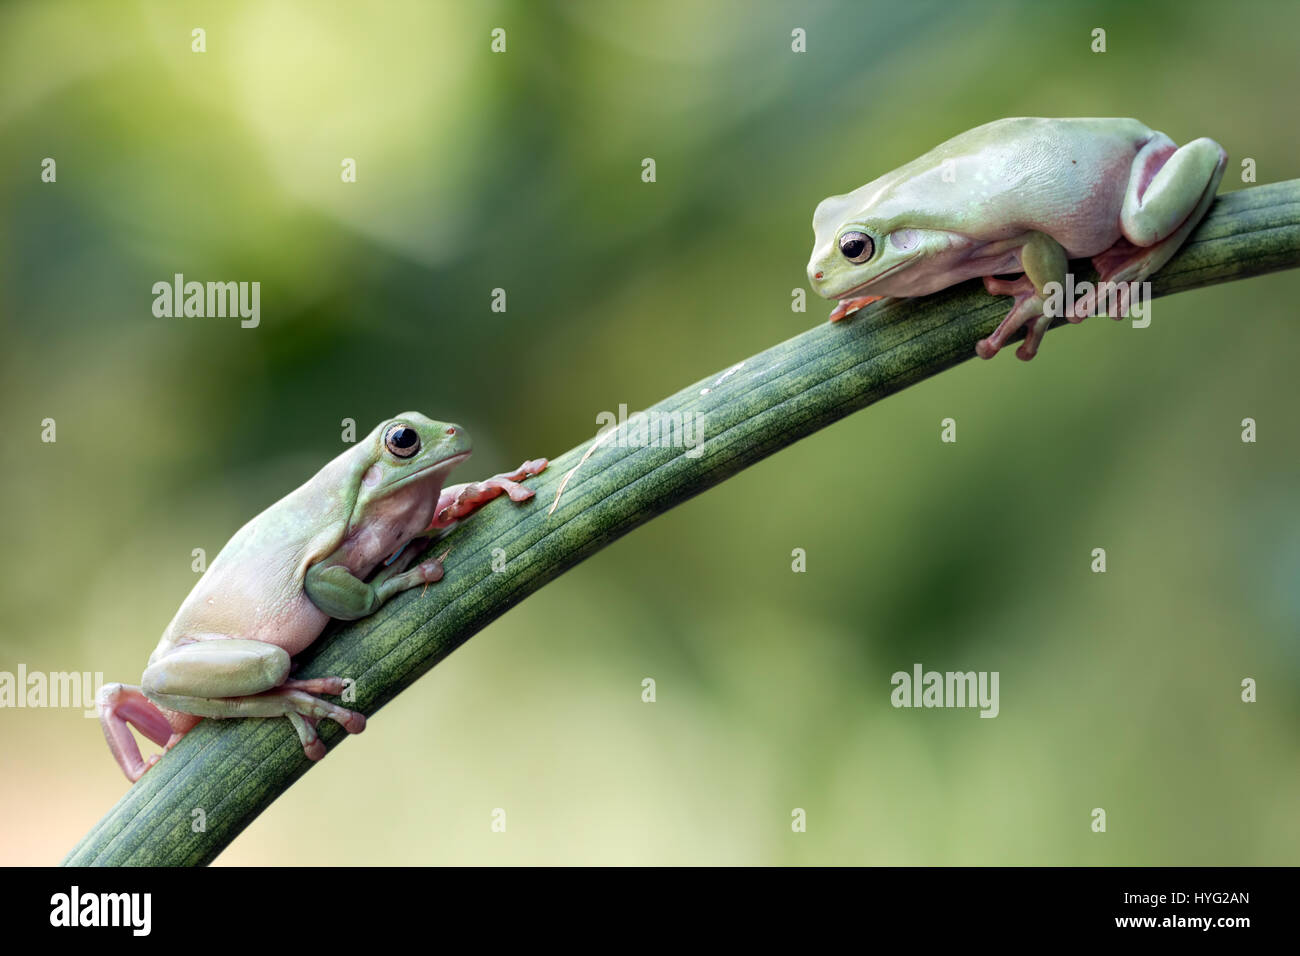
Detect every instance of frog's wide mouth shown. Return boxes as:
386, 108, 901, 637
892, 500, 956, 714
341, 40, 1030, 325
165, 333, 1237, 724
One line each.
827, 259, 913, 300
385, 450, 471, 492
413, 450, 471, 479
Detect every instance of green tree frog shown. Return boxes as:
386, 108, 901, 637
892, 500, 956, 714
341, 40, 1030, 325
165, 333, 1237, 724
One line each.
806, 117, 1226, 360
97, 413, 547, 782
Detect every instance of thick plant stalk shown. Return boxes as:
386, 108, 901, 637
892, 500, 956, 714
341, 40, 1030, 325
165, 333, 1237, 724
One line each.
64, 180, 1300, 866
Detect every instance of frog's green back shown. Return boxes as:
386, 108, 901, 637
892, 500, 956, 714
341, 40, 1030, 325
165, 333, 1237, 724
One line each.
846, 117, 1154, 237
153, 439, 372, 654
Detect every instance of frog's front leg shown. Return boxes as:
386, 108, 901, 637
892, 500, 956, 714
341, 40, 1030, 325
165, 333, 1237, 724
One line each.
975, 231, 1068, 361
1080, 135, 1227, 316
305, 551, 448, 620
430, 458, 549, 529
141, 638, 365, 763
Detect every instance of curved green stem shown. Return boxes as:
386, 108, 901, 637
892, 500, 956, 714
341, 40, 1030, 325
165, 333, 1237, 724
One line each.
64, 180, 1300, 865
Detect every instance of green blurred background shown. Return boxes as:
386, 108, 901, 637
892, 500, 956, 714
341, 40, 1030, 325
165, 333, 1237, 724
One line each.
2, 0, 1297, 865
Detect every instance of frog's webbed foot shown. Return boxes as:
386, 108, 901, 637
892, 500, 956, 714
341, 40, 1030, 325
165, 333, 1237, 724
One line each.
431, 458, 549, 529
278, 686, 365, 742
828, 295, 883, 322
260, 686, 365, 762
282, 676, 366, 759
976, 274, 1052, 362
279, 689, 366, 762
282, 676, 348, 695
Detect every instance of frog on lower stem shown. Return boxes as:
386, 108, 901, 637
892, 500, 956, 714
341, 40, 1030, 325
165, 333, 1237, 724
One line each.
97, 413, 547, 781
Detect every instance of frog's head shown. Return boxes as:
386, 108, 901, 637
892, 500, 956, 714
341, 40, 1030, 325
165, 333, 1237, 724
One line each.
353, 412, 472, 512
806, 192, 927, 304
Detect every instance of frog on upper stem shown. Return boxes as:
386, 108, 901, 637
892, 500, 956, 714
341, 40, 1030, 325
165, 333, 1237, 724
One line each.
807, 117, 1227, 360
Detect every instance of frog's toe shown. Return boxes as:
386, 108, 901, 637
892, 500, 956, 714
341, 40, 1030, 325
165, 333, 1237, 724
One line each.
287, 712, 327, 761
979, 275, 1051, 359
978, 297, 1043, 360
828, 295, 882, 322
280, 688, 366, 735
416, 558, 446, 584
282, 676, 348, 695
504, 482, 536, 503
504, 458, 548, 482
320, 702, 365, 734
1016, 314, 1055, 361
286, 706, 361, 760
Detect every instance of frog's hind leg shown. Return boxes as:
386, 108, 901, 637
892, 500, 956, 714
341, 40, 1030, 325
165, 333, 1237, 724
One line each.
142, 638, 365, 763
1079, 136, 1226, 318
97, 682, 201, 782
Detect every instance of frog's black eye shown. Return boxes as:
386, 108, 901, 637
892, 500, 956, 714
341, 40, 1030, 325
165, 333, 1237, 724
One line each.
838, 231, 874, 263
385, 425, 421, 459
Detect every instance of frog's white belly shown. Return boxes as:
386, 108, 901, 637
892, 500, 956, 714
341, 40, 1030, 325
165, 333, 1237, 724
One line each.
153, 545, 329, 662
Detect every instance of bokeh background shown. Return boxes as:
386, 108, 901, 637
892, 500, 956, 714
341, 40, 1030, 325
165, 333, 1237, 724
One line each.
2, 0, 1297, 865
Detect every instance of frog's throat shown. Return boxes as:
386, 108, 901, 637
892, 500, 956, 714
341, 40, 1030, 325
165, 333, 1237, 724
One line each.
343, 450, 471, 538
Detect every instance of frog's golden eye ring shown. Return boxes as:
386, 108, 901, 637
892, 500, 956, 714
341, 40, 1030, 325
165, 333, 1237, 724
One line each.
838, 231, 874, 263
385, 424, 421, 459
